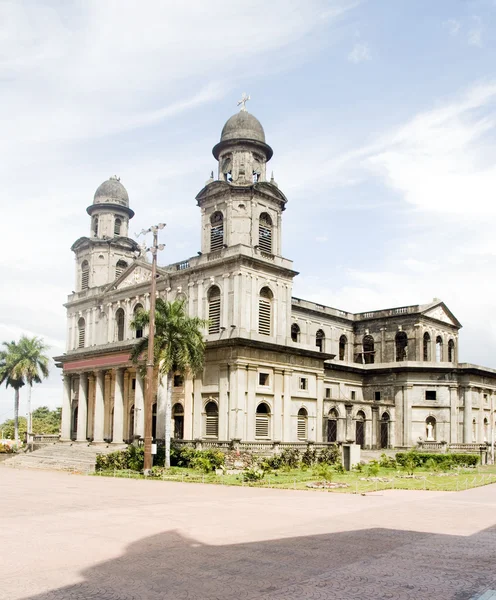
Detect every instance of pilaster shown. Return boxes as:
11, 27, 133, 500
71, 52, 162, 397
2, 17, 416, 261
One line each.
76, 373, 88, 442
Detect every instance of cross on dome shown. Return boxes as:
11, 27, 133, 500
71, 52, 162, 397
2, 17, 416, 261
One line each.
237, 92, 250, 112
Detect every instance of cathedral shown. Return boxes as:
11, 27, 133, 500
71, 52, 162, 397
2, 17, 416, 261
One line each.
55, 102, 496, 451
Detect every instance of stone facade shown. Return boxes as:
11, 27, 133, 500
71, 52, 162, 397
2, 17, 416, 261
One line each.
55, 108, 496, 450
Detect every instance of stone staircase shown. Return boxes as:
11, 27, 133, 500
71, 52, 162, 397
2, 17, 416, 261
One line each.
1, 442, 127, 474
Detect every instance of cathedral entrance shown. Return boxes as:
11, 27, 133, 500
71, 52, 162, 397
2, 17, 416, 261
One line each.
71, 405, 78, 440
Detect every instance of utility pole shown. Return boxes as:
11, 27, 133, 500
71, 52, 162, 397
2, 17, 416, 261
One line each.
137, 223, 165, 475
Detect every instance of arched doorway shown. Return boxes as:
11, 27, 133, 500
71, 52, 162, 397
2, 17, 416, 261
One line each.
327, 409, 338, 442
71, 404, 78, 440
356, 411, 365, 448
380, 413, 390, 448
172, 403, 184, 439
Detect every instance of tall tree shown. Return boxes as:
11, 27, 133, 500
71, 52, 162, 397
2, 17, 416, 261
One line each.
0, 336, 50, 444
131, 299, 207, 467
14, 336, 50, 441
0, 341, 26, 443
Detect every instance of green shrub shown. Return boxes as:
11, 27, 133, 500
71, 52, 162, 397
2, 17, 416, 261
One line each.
242, 467, 265, 482
0, 443, 15, 454
302, 447, 317, 467
395, 452, 479, 469
315, 463, 333, 482
318, 444, 340, 464
280, 448, 300, 469
366, 460, 380, 477
379, 453, 397, 469
261, 454, 284, 470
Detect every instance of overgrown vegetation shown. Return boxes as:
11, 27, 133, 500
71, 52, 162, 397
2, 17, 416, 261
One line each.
395, 451, 479, 469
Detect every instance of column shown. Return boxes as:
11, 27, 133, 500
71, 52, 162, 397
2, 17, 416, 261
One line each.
192, 376, 203, 439
316, 374, 324, 442
87, 373, 96, 440
134, 370, 145, 439
218, 365, 229, 440
112, 368, 125, 444
61, 374, 72, 441
123, 370, 130, 441
93, 371, 105, 443
283, 369, 292, 441
197, 280, 204, 319
345, 403, 353, 441
389, 412, 395, 449
394, 387, 403, 446
76, 373, 88, 442
403, 386, 413, 447
463, 387, 472, 443
71, 314, 77, 350
156, 373, 167, 440
104, 371, 112, 440
380, 328, 386, 363
227, 365, 238, 439
371, 406, 379, 449
273, 368, 284, 441
92, 307, 98, 346
449, 386, 458, 443
246, 365, 258, 440
414, 324, 422, 361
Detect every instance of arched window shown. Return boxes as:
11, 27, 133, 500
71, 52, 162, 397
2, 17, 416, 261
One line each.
291, 323, 300, 343
81, 260, 89, 290
204, 401, 219, 438
355, 411, 365, 448
92, 216, 99, 237
363, 335, 375, 364
435, 336, 443, 362
380, 413, 390, 449
255, 403, 271, 438
115, 260, 127, 279
114, 217, 122, 236
395, 332, 408, 362
423, 332, 431, 361
297, 407, 308, 440
116, 308, 125, 342
472, 418, 477, 443
259, 212, 273, 254
448, 339, 455, 362
78, 317, 85, 348
258, 287, 273, 336
426, 416, 436, 441
210, 211, 224, 252
316, 329, 325, 352
208, 286, 221, 334
339, 335, 347, 361
327, 408, 338, 442
133, 304, 144, 338
484, 418, 489, 442
172, 403, 184, 440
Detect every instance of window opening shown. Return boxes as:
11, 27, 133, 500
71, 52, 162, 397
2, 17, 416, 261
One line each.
115, 260, 127, 279
81, 260, 89, 290
258, 287, 272, 335
78, 318, 85, 348
172, 403, 184, 439
362, 335, 375, 364
395, 332, 408, 361
205, 401, 219, 438
114, 217, 122, 236
258, 212, 273, 254
92, 216, 99, 237
423, 332, 431, 361
425, 390, 437, 401
299, 377, 308, 391
374, 391, 381, 401
435, 336, 443, 362
448, 339, 455, 362
339, 335, 347, 361
208, 286, 221, 333
325, 388, 331, 399
116, 308, 125, 341
316, 329, 325, 352
210, 212, 224, 252
255, 403, 271, 438
327, 409, 338, 442
355, 411, 365, 448
297, 408, 308, 440
173, 375, 184, 387
351, 391, 356, 401
134, 304, 144, 338
258, 373, 269, 386
291, 323, 300, 343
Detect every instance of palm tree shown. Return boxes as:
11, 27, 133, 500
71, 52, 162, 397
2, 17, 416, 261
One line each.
131, 298, 207, 467
0, 336, 50, 444
13, 336, 50, 443
0, 341, 26, 443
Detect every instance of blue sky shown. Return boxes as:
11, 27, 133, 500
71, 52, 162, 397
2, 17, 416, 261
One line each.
1, 0, 496, 420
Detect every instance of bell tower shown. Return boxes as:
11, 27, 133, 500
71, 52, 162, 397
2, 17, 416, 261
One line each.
71, 176, 139, 292
196, 96, 287, 257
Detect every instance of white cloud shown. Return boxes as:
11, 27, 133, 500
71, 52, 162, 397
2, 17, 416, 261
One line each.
444, 19, 461, 36
348, 42, 371, 63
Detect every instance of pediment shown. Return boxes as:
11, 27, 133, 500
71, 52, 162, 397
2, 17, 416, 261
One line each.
104, 261, 154, 292
422, 303, 461, 328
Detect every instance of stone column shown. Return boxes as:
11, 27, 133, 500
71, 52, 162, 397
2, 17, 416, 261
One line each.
246, 365, 258, 440
283, 369, 292, 441
380, 328, 386, 363
316, 374, 324, 442
87, 373, 96, 440
61, 374, 72, 441
394, 387, 403, 446
156, 373, 167, 440
134, 371, 145, 439
403, 386, 413, 447
76, 373, 88, 442
93, 371, 105, 443
123, 370, 130, 441
371, 406, 379, 449
463, 387, 472, 443
104, 371, 112, 440
414, 324, 422, 361
192, 376, 203, 439
345, 403, 353, 441
112, 369, 125, 444
449, 386, 458, 443
273, 368, 284, 441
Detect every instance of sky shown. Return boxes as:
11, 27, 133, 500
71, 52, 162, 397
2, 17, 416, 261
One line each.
1, 0, 496, 420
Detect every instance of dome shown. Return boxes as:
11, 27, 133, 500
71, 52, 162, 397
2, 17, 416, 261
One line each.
93, 176, 129, 207
220, 111, 266, 144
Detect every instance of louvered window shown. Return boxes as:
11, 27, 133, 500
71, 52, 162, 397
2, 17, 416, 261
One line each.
205, 401, 219, 438
208, 286, 221, 333
297, 408, 308, 440
255, 403, 270, 438
259, 212, 273, 254
114, 217, 122, 236
81, 261, 89, 290
210, 211, 224, 252
258, 287, 272, 336
116, 308, 125, 341
78, 318, 85, 348
115, 260, 127, 279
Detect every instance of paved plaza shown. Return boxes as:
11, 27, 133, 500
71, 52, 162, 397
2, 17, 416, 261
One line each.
1, 467, 496, 600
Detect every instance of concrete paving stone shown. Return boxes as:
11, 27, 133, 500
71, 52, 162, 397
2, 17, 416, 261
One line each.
1, 466, 496, 600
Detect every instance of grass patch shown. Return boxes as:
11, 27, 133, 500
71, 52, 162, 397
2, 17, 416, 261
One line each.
92, 463, 496, 493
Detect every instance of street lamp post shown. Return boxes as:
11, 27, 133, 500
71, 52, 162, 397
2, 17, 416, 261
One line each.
137, 223, 165, 475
